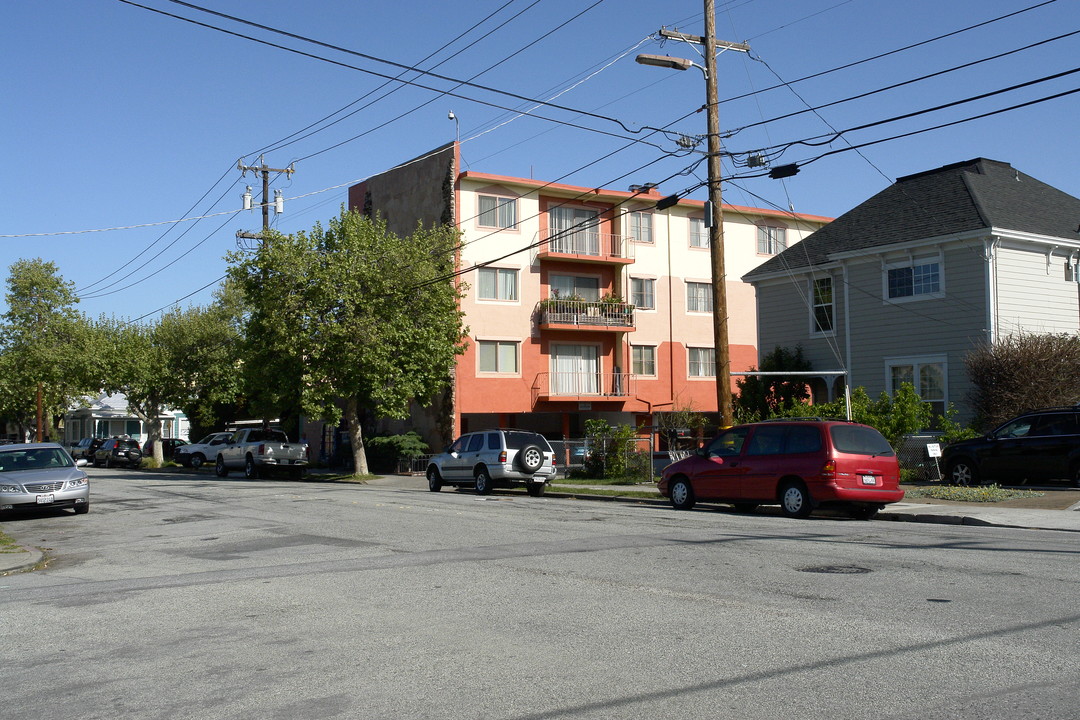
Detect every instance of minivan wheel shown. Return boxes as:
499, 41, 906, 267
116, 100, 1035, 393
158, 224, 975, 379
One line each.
427, 466, 443, 492
669, 478, 695, 510
946, 459, 979, 487
475, 467, 493, 495
780, 481, 813, 519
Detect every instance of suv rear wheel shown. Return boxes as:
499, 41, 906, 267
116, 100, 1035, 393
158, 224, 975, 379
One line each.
526, 482, 546, 497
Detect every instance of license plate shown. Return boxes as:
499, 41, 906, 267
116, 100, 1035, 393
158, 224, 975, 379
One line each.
36, 493, 55, 505
861, 475, 877, 486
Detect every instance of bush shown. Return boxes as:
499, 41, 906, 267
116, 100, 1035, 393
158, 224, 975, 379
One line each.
364, 432, 429, 473
583, 420, 650, 481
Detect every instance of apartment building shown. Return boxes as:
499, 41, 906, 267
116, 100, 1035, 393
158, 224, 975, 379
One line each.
349, 143, 830, 445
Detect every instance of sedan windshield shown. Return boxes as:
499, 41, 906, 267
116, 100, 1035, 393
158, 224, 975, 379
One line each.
0, 448, 75, 472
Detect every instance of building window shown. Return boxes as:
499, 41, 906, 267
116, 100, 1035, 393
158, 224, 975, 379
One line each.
887, 356, 946, 417
628, 211, 652, 243
630, 277, 655, 310
689, 347, 716, 377
478, 340, 519, 373
478, 267, 518, 301
689, 217, 708, 248
687, 282, 712, 313
812, 276, 834, 333
632, 345, 656, 376
478, 195, 517, 229
551, 274, 600, 302
758, 226, 787, 254
887, 260, 941, 299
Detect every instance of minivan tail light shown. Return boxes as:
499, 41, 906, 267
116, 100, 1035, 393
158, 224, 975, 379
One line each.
499, 451, 507, 463
820, 460, 836, 480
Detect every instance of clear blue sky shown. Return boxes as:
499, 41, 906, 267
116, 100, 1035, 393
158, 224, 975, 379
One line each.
5, 0, 1078, 320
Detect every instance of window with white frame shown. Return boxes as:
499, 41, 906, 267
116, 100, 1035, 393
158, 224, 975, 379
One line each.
757, 225, 787, 254
887, 356, 946, 417
630, 277, 655, 310
478, 340, 519, 373
477, 267, 518, 301
477, 194, 517, 229
886, 257, 941, 300
688, 347, 716, 377
689, 217, 708, 248
628, 211, 652, 244
686, 282, 712, 313
550, 274, 600, 301
812, 276, 834, 333
632, 345, 656, 376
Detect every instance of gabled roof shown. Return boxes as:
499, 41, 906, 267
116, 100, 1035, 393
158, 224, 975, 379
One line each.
744, 158, 1080, 279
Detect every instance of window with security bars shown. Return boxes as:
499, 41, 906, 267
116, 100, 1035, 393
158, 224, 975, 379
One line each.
478, 195, 517, 229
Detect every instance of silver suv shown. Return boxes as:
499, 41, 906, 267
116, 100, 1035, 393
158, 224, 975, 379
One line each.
426, 429, 556, 496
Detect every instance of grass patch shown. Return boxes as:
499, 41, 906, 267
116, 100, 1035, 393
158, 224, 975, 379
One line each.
549, 485, 660, 499
903, 483, 1044, 503
0, 528, 23, 554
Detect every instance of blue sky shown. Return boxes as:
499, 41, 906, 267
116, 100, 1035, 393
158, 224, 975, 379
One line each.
5, 0, 1078, 320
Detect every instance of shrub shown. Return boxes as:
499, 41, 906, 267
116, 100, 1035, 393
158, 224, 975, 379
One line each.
364, 432, 429, 473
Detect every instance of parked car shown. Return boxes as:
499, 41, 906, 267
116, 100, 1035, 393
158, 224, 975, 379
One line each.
69, 437, 104, 461
941, 406, 1080, 487
213, 428, 309, 479
426, 429, 557, 496
93, 438, 144, 469
658, 419, 903, 519
142, 437, 188, 458
174, 432, 233, 469
0, 443, 90, 515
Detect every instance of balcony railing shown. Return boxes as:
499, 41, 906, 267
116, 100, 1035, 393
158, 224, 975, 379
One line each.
533, 372, 635, 402
537, 228, 634, 263
536, 300, 635, 330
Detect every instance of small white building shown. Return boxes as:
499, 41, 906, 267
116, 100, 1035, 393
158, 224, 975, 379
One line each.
64, 393, 187, 445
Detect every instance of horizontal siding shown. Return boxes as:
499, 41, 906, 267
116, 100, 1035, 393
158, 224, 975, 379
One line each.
995, 246, 1080, 334
754, 273, 847, 371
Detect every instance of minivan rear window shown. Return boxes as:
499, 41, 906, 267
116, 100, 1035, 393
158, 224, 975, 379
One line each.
830, 425, 894, 456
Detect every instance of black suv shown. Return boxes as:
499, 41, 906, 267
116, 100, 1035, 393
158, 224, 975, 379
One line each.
92, 438, 144, 469
941, 407, 1080, 487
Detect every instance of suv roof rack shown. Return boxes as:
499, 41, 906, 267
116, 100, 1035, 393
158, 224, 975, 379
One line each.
760, 416, 850, 423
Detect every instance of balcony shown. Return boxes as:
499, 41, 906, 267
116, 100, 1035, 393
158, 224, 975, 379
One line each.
536, 228, 635, 265
532, 372, 634, 403
537, 299, 635, 332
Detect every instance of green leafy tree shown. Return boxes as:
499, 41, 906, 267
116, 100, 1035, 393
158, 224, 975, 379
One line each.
227, 207, 467, 475
0, 259, 97, 440
734, 345, 813, 423
774, 383, 933, 450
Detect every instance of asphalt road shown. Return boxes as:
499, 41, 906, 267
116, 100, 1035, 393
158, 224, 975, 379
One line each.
2, 468, 1078, 719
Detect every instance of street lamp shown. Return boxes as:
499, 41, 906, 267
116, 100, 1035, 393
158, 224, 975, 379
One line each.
636, 9, 748, 428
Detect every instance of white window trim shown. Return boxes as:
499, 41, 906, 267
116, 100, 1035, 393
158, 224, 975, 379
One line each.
687, 346, 716, 380
688, 217, 709, 249
476, 266, 520, 304
476, 337, 522, 377
627, 209, 654, 244
882, 251, 945, 304
685, 280, 712, 314
630, 275, 657, 312
476, 193, 520, 231
631, 344, 658, 378
757, 225, 788, 255
883, 353, 948, 407
810, 275, 836, 337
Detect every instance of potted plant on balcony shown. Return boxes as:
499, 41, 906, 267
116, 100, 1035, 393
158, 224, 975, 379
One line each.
538, 291, 587, 324
599, 293, 634, 325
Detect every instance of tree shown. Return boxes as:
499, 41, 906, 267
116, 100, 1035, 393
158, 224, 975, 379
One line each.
966, 332, 1080, 431
733, 345, 813, 422
0, 259, 98, 440
227, 207, 468, 475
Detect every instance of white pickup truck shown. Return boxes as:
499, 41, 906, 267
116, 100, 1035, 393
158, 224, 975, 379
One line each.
213, 428, 309, 479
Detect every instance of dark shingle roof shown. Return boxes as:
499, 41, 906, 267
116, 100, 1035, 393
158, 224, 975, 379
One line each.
744, 158, 1080, 279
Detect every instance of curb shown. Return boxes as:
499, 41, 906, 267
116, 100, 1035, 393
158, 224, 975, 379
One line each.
0, 546, 45, 575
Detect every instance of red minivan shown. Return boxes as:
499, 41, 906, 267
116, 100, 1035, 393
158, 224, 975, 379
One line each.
658, 420, 904, 519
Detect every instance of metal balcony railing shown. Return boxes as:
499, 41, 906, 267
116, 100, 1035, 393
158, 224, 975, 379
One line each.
536, 300, 635, 329
532, 371, 634, 401
538, 228, 634, 261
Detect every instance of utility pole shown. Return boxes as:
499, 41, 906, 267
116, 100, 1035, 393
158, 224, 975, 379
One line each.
236, 156, 295, 249
641, 5, 748, 427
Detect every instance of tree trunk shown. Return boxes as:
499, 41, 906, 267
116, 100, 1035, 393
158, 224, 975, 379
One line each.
345, 396, 369, 475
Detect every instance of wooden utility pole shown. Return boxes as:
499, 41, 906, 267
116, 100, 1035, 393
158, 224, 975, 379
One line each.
236, 156, 295, 248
